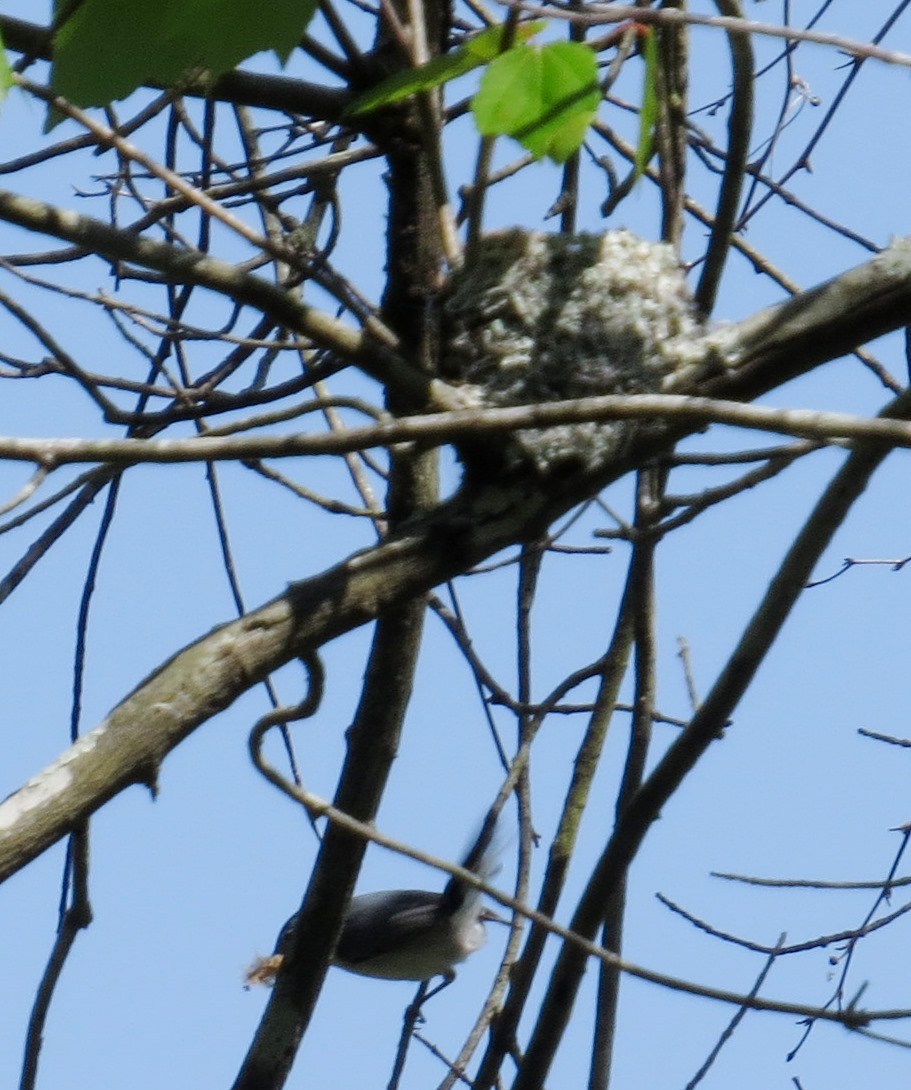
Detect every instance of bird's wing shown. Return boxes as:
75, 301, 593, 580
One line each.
335, 890, 442, 965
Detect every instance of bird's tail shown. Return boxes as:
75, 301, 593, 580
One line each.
438, 807, 502, 923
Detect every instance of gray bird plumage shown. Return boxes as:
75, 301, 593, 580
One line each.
262, 816, 500, 986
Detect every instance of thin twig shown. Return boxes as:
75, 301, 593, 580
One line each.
685, 934, 787, 1089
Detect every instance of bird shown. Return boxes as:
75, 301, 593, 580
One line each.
246, 817, 500, 989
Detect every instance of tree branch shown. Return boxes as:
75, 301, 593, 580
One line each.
8, 394, 911, 470
693, 0, 753, 317
518, 3, 911, 69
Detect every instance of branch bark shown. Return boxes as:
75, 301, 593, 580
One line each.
7, 395, 911, 469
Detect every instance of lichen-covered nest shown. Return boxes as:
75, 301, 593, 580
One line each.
442, 229, 706, 474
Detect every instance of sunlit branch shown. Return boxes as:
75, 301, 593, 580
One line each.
518, 3, 911, 69
5, 395, 911, 469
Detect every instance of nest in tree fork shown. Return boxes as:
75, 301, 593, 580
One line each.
441, 229, 709, 476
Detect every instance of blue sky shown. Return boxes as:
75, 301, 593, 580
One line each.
3, 2, 911, 1088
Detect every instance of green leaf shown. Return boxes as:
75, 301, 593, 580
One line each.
472, 41, 600, 164
633, 28, 660, 179
345, 21, 545, 117
463, 20, 547, 62
51, 0, 317, 107
346, 50, 481, 118
0, 29, 13, 106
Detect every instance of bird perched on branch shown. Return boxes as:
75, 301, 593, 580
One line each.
246, 816, 502, 989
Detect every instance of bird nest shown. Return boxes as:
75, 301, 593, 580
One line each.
441, 229, 706, 475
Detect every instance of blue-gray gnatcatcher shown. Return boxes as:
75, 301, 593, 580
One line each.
246, 820, 500, 988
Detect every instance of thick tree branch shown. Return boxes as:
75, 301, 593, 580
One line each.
698, 237, 911, 398
233, 93, 447, 1082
